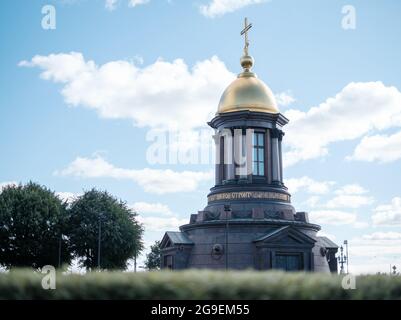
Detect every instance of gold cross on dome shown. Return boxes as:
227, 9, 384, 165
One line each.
240, 17, 252, 56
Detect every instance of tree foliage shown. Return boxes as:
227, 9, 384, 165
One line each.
68, 189, 144, 271
144, 240, 161, 270
0, 182, 73, 269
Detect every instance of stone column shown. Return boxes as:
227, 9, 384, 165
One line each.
226, 129, 235, 180
245, 128, 253, 177
219, 129, 234, 184
213, 132, 222, 185
271, 129, 282, 183
265, 129, 271, 183
278, 133, 284, 183
233, 128, 247, 179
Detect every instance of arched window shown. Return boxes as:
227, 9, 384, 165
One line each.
252, 132, 265, 176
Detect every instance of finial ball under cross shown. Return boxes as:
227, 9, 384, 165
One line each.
240, 17, 253, 56
239, 18, 254, 71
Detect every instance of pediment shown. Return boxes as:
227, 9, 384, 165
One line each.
253, 226, 316, 246
160, 231, 194, 249
161, 237, 173, 249
275, 234, 304, 245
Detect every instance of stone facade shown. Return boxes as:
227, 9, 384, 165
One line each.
160, 110, 338, 272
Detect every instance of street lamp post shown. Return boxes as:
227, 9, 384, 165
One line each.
134, 249, 137, 272
344, 240, 349, 274
224, 204, 231, 270
338, 245, 347, 274
98, 214, 102, 270
58, 234, 62, 268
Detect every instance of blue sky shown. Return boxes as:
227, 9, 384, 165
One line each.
1, 0, 401, 273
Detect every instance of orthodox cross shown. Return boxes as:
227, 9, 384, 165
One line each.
240, 17, 253, 56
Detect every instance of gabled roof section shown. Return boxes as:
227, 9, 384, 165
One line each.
253, 226, 288, 242
318, 236, 338, 249
160, 231, 194, 249
253, 225, 316, 245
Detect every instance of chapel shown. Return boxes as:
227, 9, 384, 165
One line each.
160, 19, 338, 272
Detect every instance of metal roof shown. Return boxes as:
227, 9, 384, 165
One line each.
253, 225, 316, 244
253, 226, 289, 242
165, 231, 193, 245
318, 236, 338, 248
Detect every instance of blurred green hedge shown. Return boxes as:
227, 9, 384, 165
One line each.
1, 270, 401, 300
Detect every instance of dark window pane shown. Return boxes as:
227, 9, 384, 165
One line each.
275, 254, 302, 271
258, 162, 264, 176
252, 132, 265, 176
252, 161, 258, 174
258, 133, 265, 146
253, 148, 258, 161
258, 149, 264, 163
275, 255, 288, 271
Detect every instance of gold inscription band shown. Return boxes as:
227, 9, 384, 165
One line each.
208, 191, 290, 203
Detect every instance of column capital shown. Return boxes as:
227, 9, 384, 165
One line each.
271, 128, 284, 140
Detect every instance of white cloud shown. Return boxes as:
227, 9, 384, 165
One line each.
316, 230, 336, 241
302, 183, 374, 210
275, 91, 296, 107
283, 82, 401, 167
132, 55, 144, 65
105, 0, 118, 10
325, 195, 374, 209
131, 202, 173, 216
56, 192, 79, 204
335, 184, 368, 195
129, 0, 150, 7
372, 197, 401, 226
363, 232, 401, 241
309, 210, 357, 225
137, 215, 188, 232
350, 240, 401, 257
350, 262, 398, 275
57, 0, 81, 5
105, 0, 149, 10
0, 181, 17, 193
132, 201, 186, 231
348, 130, 401, 163
19, 52, 235, 130
54, 156, 213, 194
347, 235, 401, 274
352, 221, 370, 229
304, 196, 320, 208
285, 176, 335, 194
296, 182, 374, 210
296, 181, 372, 226
200, 0, 268, 18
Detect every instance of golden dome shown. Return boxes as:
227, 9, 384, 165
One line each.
217, 70, 279, 114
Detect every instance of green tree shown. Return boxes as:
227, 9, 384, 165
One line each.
0, 182, 73, 269
68, 189, 144, 271
144, 240, 161, 270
